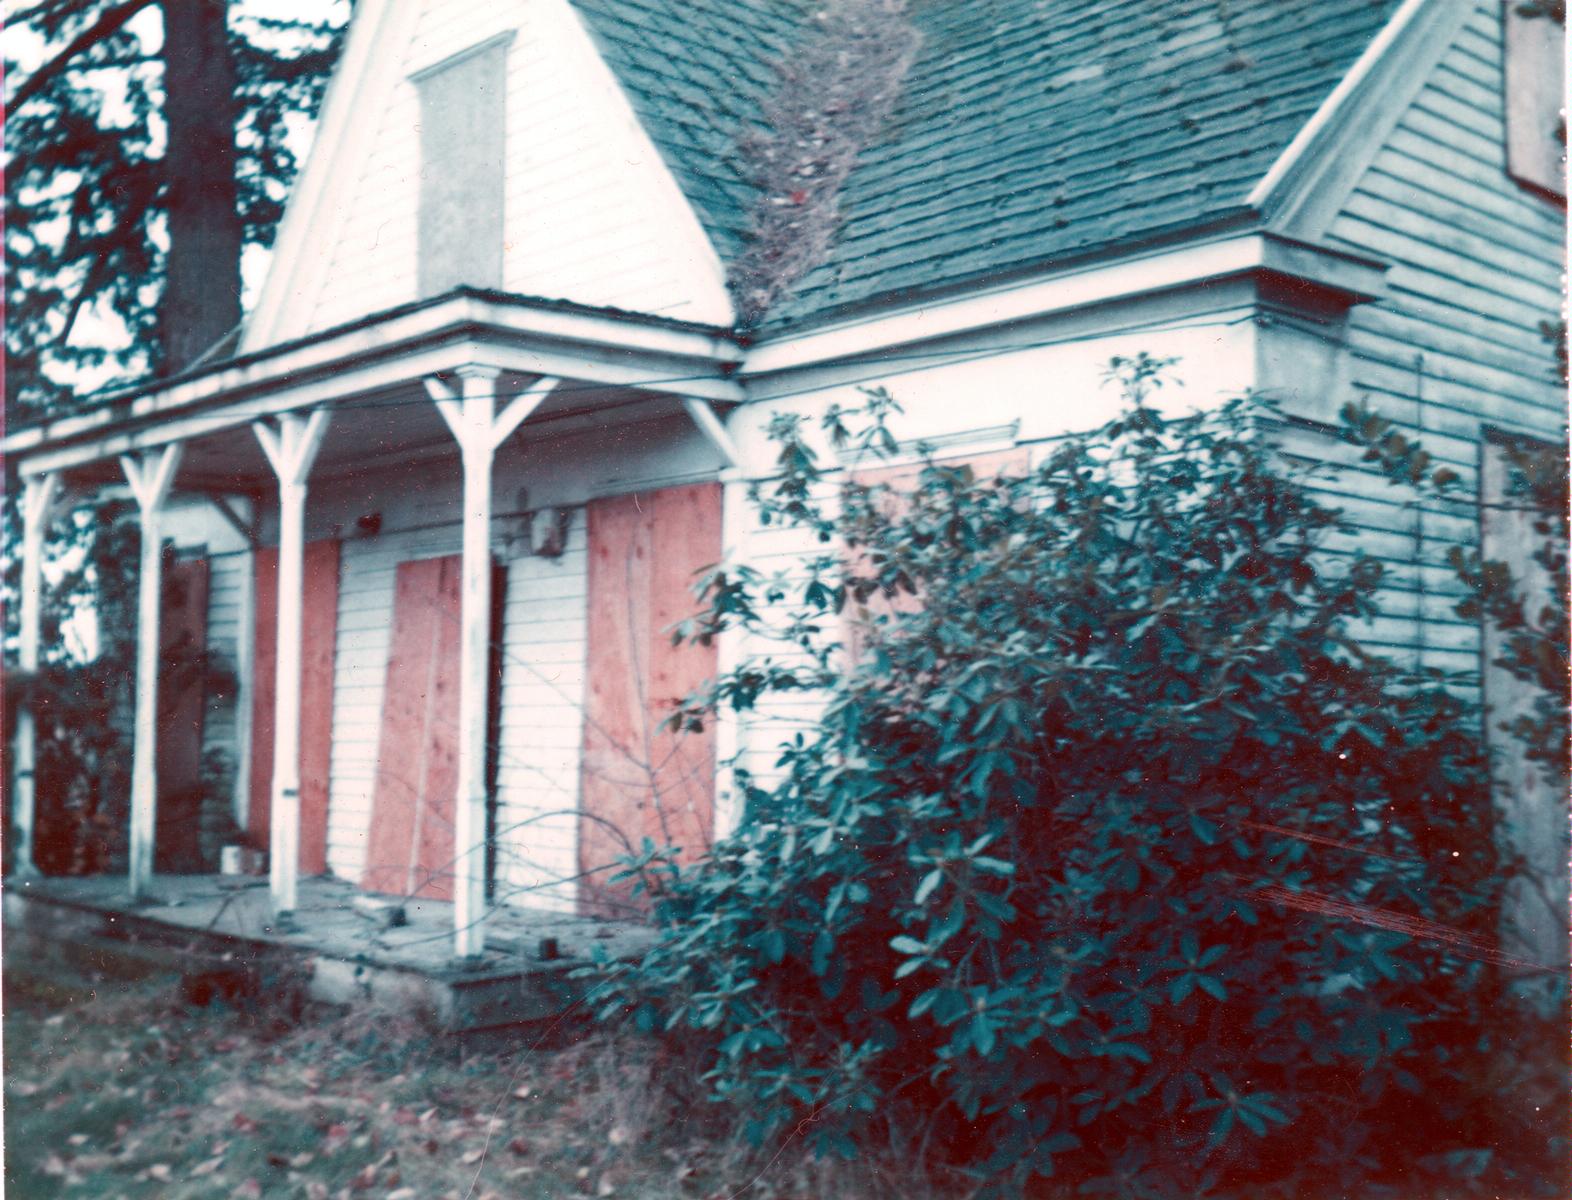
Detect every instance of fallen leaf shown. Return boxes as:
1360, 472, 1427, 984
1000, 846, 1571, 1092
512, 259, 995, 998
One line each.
507, 1137, 530, 1156
511, 1086, 531, 1101
148, 1163, 173, 1182
290, 1151, 315, 1168
460, 1147, 485, 1165
608, 1125, 629, 1147
10, 1081, 40, 1098
233, 1180, 263, 1199
192, 1156, 225, 1177
232, 1111, 260, 1133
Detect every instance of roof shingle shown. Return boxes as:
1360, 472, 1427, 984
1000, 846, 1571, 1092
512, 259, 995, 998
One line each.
570, 0, 1403, 330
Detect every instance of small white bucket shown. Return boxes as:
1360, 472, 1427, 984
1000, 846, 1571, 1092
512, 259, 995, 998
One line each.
220, 845, 244, 876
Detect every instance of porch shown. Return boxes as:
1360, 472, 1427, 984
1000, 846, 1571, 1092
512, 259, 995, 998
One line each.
4, 872, 653, 1032
6, 287, 747, 961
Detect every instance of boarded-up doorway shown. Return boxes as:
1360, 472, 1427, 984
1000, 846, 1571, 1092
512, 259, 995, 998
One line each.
1480, 431, 1568, 1008
579, 482, 722, 917
361, 554, 503, 902
249, 539, 340, 875
154, 555, 210, 872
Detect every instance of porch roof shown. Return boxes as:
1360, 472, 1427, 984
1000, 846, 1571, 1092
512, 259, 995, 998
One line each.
2, 287, 746, 482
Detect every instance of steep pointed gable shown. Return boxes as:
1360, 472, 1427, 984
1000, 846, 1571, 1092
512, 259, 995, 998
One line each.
242, 0, 734, 355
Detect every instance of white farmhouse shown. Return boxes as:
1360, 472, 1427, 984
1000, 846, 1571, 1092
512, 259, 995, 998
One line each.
5, 0, 1563, 964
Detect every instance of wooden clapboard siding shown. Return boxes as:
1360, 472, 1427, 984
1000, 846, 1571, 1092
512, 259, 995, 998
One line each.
1289, 0, 1564, 679
155, 557, 210, 872
725, 481, 841, 795
494, 516, 589, 913
248, 540, 340, 874
579, 483, 722, 917
362, 555, 465, 901
298, 0, 729, 340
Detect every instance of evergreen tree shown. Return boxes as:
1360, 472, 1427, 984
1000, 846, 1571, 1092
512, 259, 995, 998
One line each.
4, 0, 348, 419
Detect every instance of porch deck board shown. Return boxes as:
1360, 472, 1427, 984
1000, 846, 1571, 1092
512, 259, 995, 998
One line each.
5, 874, 651, 1030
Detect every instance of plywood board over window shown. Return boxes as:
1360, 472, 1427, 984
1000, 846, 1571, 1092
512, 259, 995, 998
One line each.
1503, 2, 1566, 199
413, 36, 509, 297
843, 448, 1030, 660
579, 483, 723, 917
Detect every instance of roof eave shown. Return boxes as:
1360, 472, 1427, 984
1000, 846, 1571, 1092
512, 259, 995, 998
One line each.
4, 289, 745, 475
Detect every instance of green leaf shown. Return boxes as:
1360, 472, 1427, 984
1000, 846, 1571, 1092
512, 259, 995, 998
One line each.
1206, 1107, 1235, 1150
972, 856, 1016, 876
914, 867, 944, 905
1189, 812, 1220, 844
969, 1012, 997, 1056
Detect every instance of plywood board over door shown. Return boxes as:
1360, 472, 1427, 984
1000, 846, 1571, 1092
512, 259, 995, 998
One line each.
361, 554, 504, 903
155, 556, 210, 872
1480, 431, 1567, 1004
249, 539, 340, 875
579, 482, 722, 917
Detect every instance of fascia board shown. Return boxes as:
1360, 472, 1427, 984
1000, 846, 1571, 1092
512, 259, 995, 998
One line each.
739, 234, 1388, 379
240, 0, 419, 353
6, 295, 744, 472
1247, 0, 1476, 241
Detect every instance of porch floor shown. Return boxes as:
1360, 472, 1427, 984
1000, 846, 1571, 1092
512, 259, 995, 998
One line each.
4, 873, 653, 1031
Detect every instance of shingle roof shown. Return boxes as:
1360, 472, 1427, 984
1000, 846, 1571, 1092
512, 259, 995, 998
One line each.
571, 0, 1403, 331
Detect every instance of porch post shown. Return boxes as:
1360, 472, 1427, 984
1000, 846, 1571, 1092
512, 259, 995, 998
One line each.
120, 445, 184, 900
681, 398, 747, 839
254, 410, 331, 921
11, 471, 60, 876
428, 369, 559, 958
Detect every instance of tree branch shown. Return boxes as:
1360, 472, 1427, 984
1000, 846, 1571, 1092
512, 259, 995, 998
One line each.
5, 0, 158, 121
58, 180, 160, 349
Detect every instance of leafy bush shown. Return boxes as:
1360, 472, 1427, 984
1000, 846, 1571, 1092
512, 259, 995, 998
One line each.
592, 360, 1551, 1198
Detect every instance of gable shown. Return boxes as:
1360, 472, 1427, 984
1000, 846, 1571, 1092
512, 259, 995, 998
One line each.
1321, 0, 1564, 436
242, 0, 733, 354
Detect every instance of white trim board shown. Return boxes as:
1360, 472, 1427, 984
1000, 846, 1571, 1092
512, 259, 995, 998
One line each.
738, 233, 1388, 379
1248, 0, 1477, 241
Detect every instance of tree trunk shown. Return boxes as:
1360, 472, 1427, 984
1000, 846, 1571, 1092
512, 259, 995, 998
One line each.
159, 0, 242, 374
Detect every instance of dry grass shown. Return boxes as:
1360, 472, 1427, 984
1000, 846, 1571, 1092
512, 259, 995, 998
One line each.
2, 953, 951, 1200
